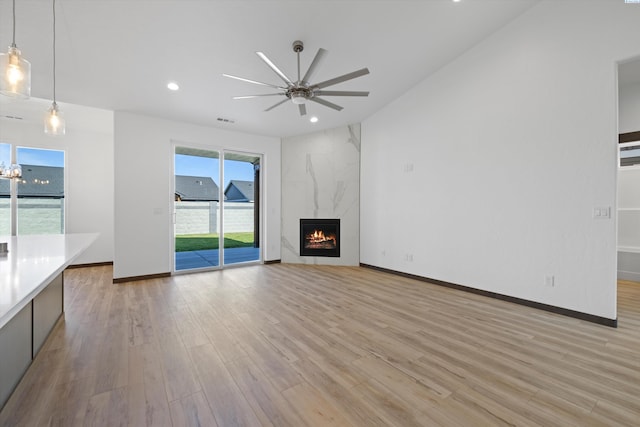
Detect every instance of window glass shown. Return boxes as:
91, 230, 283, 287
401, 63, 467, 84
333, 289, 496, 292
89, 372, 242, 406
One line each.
223, 153, 260, 266
16, 147, 65, 235
174, 148, 221, 270
0, 143, 10, 235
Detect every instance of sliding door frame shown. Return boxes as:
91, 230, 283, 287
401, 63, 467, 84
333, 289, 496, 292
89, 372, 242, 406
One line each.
221, 149, 263, 267
171, 141, 263, 274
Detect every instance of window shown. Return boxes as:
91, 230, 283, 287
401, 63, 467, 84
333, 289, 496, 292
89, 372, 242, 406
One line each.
0, 145, 65, 235
0, 143, 10, 235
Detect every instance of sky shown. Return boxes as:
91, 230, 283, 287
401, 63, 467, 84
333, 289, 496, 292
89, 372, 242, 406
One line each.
2, 144, 255, 189
0, 144, 7, 164
1, 145, 65, 167
175, 154, 255, 189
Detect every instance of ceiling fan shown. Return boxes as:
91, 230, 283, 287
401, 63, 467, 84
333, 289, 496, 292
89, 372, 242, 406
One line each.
223, 40, 370, 116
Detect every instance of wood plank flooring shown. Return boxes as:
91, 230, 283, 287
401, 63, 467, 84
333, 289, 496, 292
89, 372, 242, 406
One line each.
1, 265, 639, 426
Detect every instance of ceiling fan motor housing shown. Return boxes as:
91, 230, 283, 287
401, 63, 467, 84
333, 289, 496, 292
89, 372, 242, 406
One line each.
289, 88, 311, 104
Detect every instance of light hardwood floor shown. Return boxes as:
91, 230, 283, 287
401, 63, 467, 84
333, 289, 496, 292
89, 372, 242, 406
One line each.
1, 265, 639, 426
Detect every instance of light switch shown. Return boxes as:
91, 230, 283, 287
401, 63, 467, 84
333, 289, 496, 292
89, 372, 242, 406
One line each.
593, 206, 610, 219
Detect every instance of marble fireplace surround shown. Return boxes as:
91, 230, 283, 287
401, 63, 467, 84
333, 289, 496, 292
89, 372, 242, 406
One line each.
281, 124, 360, 266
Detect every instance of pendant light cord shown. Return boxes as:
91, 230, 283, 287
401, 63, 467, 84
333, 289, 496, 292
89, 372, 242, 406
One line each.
11, 0, 16, 46
52, 0, 57, 103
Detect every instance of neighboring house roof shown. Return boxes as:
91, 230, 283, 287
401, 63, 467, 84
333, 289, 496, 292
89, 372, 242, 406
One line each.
175, 175, 220, 201
224, 180, 254, 202
0, 164, 64, 198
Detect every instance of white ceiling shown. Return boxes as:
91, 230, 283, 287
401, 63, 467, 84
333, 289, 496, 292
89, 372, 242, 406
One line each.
0, 0, 543, 138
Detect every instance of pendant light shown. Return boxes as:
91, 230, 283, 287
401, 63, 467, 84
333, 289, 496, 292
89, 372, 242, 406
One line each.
44, 0, 65, 136
0, 161, 22, 179
0, 0, 31, 98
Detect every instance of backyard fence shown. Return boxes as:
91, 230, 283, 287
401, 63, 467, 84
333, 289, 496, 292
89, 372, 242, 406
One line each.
175, 201, 254, 235
0, 198, 64, 235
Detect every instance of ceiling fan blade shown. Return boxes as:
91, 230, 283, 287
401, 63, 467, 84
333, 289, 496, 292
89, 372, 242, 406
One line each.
302, 48, 328, 85
298, 104, 307, 116
314, 90, 369, 97
256, 52, 294, 87
233, 93, 284, 99
265, 98, 289, 112
222, 74, 286, 90
312, 68, 370, 90
309, 97, 343, 111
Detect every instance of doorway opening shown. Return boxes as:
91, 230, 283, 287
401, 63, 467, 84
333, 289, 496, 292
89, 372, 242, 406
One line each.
617, 57, 640, 288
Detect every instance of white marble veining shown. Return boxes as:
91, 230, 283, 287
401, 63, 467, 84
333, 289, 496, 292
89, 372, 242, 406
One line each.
281, 124, 360, 265
0, 233, 98, 329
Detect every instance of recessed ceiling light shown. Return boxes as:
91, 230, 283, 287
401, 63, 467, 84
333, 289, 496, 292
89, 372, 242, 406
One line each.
167, 82, 179, 91
310, 116, 318, 123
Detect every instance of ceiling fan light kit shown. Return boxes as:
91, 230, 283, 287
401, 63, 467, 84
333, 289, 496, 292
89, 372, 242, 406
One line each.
224, 40, 370, 116
290, 90, 308, 105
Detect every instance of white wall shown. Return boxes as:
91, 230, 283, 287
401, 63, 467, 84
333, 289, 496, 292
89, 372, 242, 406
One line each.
619, 82, 640, 134
0, 103, 114, 265
113, 112, 280, 280
361, 0, 640, 320
281, 124, 360, 266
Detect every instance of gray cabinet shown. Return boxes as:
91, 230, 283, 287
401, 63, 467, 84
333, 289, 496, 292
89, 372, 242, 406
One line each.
33, 273, 64, 357
0, 303, 33, 410
0, 272, 63, 411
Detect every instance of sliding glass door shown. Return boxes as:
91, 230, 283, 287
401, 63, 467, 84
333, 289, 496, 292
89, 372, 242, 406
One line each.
222, 152, 261, 266
174, 147, 221, 271
173, 146, 262, 272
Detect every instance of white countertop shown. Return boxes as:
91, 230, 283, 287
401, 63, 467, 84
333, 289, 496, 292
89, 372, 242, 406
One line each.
0, 233, 98, 329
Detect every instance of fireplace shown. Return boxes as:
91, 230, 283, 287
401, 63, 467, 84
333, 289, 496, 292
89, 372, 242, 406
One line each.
300, 219, 340, 257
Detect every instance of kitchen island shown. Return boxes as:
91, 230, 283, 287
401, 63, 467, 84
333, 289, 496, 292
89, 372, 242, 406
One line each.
0, 233, 97, 410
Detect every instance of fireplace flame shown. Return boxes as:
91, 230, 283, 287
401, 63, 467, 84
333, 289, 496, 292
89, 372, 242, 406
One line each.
300, 220, 339, 255
306, 229, 336, 246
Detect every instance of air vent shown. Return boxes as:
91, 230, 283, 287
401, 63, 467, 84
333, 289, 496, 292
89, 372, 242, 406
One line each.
216, 117, 235, 124
3, 115, 24, 120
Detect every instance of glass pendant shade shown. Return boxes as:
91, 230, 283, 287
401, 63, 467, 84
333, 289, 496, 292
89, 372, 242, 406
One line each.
44, 0, 65, 136
44, 102, 65, 136
0, 161, 22, 179
0, 45, 31, 98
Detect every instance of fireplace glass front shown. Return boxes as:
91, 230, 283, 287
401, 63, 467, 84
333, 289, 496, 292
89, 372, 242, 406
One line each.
300, 219, 340, 257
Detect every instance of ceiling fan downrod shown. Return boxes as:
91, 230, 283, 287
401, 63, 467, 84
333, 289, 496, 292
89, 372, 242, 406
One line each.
293, 40, 304, 85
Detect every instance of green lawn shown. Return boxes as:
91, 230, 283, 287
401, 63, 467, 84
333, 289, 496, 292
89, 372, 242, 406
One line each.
175, 232, 255, 252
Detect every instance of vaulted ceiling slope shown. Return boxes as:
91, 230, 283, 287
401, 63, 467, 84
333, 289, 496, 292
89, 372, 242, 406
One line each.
0, 0, 541, 137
